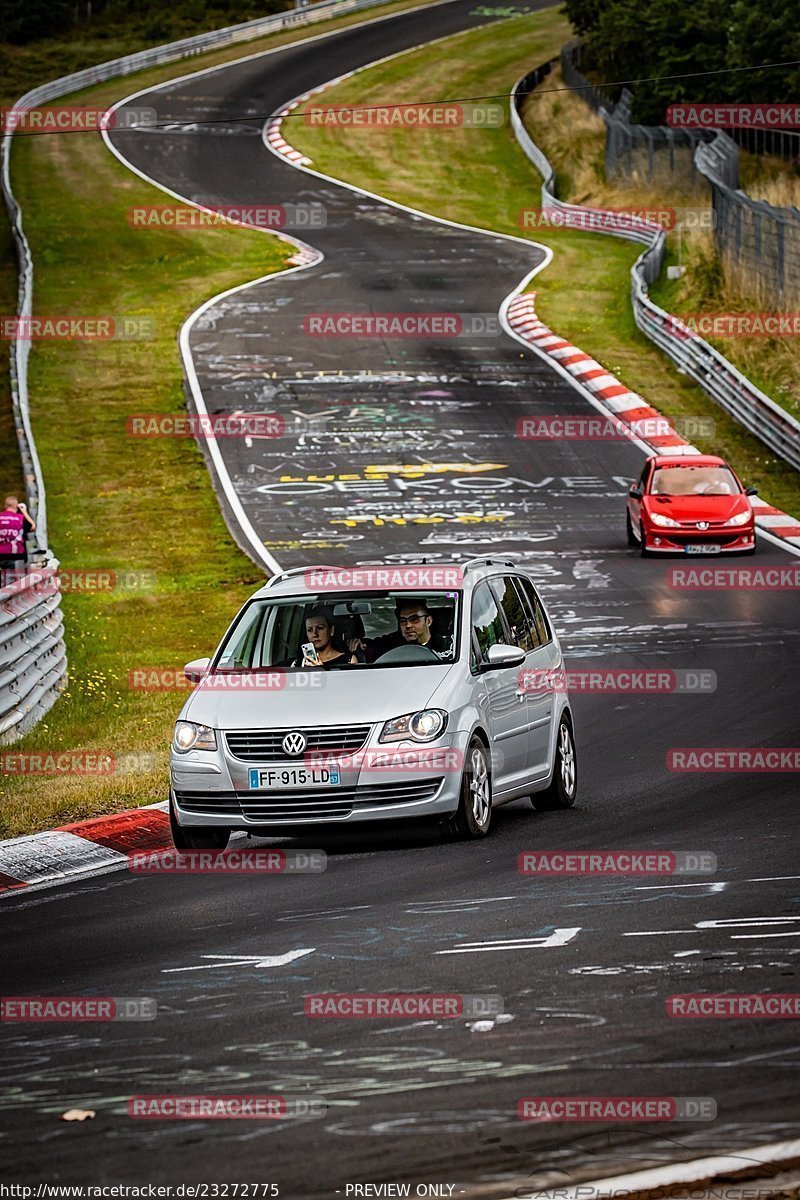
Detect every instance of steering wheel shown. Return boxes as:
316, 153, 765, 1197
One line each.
373, 644, 440, 665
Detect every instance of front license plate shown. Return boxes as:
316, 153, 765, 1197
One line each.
684, 544, 721, 555
249, 767, 340, 790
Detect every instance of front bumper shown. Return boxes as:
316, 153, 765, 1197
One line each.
170, 729, 469, 827
642, 526, 755, 554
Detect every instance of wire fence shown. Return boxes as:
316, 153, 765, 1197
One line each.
560, 42, 800, 306
510, 63, 800, 473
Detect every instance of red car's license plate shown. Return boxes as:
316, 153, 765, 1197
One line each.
684, 544, 721, 554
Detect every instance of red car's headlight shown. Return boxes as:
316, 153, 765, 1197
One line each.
650, 511, 681, 528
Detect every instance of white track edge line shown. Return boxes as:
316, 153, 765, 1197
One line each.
99, 0, 473, 576
104, 10, 800, 563
266, 64, 800, 559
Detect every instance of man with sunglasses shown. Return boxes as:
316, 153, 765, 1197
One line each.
354, 598, 450, 662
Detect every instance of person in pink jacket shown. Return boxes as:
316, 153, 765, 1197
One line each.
0, 495, 35, 586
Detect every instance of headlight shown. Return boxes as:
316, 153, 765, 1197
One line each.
727, 509, 752, 526
650, 512, 681, 528
173, 721, 217, 753
380, 709, 448, 743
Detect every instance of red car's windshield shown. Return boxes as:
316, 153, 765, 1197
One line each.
651, 466, 740, 496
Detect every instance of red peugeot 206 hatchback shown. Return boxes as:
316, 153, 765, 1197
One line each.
626, 454, 757, 556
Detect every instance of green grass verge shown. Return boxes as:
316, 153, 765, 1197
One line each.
289, 9, 800, 516
0, 0, 443, 838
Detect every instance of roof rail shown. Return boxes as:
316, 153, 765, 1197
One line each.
460, 556, 518, 574
264, 565, 339, 589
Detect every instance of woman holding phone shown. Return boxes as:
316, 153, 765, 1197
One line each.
292, 608, 358, 668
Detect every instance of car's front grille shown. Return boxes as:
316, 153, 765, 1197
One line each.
669, 533, 741, 546
174, 792, 242, 814
174, 777, 444, 822
224, 725, 372, 762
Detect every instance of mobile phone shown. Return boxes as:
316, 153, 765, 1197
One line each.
302, 641, 320, 665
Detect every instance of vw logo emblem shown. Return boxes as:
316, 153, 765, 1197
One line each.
696, 521, 709, 530
282, 731, 307, 757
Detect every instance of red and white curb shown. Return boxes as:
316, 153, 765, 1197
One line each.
0, 803, 171, 896
266, 82, 800, 554
506, 293, 800, 550
265, 69, 356, 168
507, 294, 697, 453
286, 245, 320, 266
265, 103, 312, 165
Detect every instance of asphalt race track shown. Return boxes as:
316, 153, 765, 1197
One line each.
3, 0, 800, 1192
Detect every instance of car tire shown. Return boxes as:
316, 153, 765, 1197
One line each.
443, 737, 492, 839
169, 796, 230, 850
532, 715, 578, 811
639, 522, 651, 557
626, 511, 637, 547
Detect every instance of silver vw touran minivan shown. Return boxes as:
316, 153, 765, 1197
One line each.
169, 558, 577, 847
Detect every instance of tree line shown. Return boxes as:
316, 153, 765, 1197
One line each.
563, 0, 800, 125
1, 0, 293, 45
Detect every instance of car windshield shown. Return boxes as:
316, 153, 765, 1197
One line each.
651, 465, 740, 496
213, 591, 460, 671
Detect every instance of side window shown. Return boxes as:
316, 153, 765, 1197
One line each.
218, 602, 270, 668
517, 578, 552, 648
490, 576, 536, 652
471, 582, 507, 663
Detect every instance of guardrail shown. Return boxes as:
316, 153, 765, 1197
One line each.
693, 133, 800, 307
1, 0, 401, 742
511, 64, 800, 473
0, 563, 67, 744
561, 43, 800, 307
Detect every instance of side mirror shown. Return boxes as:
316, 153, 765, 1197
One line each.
483, 643, 526, 670
629, 485, 644, 499
745, 486, 758, 496
184, 656, 211, 684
